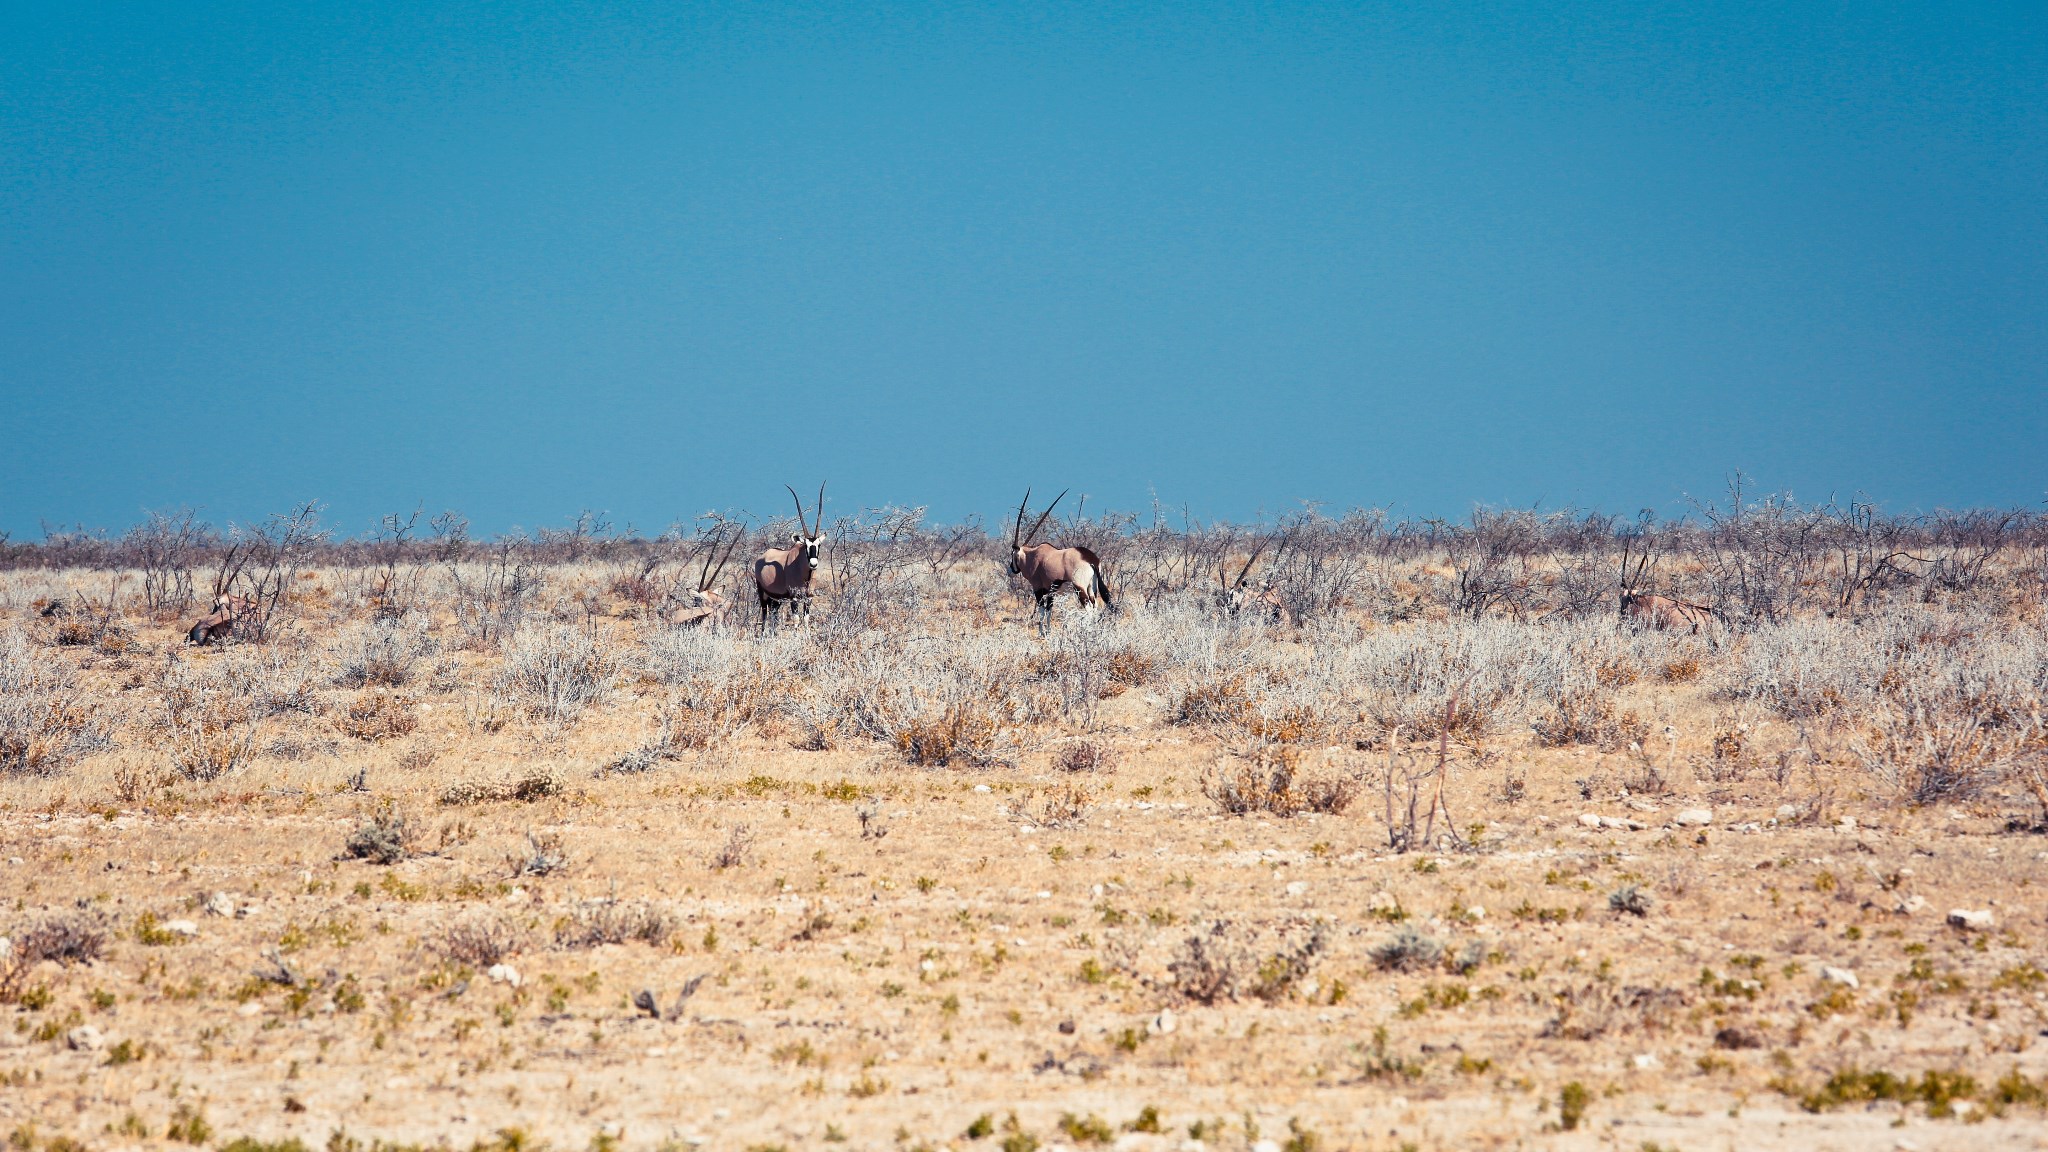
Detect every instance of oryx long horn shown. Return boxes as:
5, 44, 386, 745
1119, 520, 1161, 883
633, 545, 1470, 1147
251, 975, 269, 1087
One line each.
1013, 488, 1032, 549
814, 482, 827, 536
707, 523, 744, 589
1024, 489, 1067, 547
786, 485, 810, 537
1235, 534, 1272, 589
695, 530, 720, 592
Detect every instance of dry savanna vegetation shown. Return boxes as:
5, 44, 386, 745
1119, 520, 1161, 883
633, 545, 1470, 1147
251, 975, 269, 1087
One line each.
4, 489, 2048, 1152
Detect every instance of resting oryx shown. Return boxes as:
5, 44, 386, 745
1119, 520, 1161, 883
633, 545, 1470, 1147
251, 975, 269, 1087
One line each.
187, 593, 257, 645
1009, 488, 1114, 634
670, 523, 745, 629
1618, 538, 1714, 635
1218, 532, 1291, 625
755, 483, 827, 631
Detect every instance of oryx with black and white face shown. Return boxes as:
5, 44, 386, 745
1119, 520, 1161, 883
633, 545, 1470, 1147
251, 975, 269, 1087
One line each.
1618, 536, 1714, 635
1009, 488, 1114, 635
1218, 532, 1291, 625
755, 483, 827, 631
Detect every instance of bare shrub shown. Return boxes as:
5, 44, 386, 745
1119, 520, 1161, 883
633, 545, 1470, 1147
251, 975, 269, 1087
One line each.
442, 531, 541, 650
1531, 690, 1648, 751
437, 917, 524, 968
0, 630, 112, 776
127, 507, 209, 615
555, 899, 676, 949
1370, 926, 1444, 973
498, 623, 620, 729
631, 633, 773, 754
1055, 740, 1115, 773
1609, 884, 1653, 917
711, 824, 754, 869
818, 628, 1032, 768
1037, 782, 1091, 827
1203, 749, 1356, 818
1166, 920, 1328, 1005
508, 831, 568, 877
329, 619, 437, 688
439, 769, 562, 806
343, 809, 413, 864
1541, 983, 1690, 1041
335, 691, 419, 742
0, 911, 111, 1002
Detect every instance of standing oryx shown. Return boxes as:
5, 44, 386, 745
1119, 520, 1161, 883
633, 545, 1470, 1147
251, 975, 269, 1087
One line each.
755, 483, 827, 631
1009, 488, 1114, 634
670, 522, 745, 629
1618, 537, 1715, 635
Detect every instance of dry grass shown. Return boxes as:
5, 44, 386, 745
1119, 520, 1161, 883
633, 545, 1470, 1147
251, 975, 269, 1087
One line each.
3, 543, 2048, 1148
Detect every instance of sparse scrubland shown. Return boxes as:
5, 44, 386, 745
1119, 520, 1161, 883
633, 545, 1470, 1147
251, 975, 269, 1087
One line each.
4, 492, 2048, 1151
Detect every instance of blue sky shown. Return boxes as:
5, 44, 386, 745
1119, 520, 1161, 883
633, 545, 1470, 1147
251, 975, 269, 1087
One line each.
2, 2, 2042, 537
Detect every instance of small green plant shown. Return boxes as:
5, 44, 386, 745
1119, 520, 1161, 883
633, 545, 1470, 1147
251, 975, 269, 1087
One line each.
1281, 1118, 1320, 1152
1057, 1113, 1113, 1145
165, 1103, 212, 1145
1123, 1106, 1161, 1134
133, 912, 184, 946
218, 1140, 312, 1152
964, 1114, 994, 1140
1558, 1082, 1590, 1131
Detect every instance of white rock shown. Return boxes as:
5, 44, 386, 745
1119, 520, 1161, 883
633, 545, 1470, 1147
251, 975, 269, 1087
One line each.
1578, 813, 1604, 828
1836, 816, 1857, 831
1632, 1053, 1659, 1070
237, 1001, 263, 1017
973, 784, 991, 793
66, 1025, 104, 1052
204, 892, 235, 918
1251, 1142, 1281, 1152
1947, 909, 1994, 932
487, 963, 522, 987
1776, 804, 1798, 820
1895, 895, 1927, 915
1820, 966, 1859, 989
1284, 881, 1308, 897
1674, 808, 1714, 827
164, 919, 199, 938
0, 937, 11, 962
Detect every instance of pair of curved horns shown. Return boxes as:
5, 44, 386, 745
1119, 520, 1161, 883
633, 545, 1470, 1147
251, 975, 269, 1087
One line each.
1013, 488, 1067, 549
785, 482, 826, 538
697, 522, 746, 591
1226, 531, 1286, 590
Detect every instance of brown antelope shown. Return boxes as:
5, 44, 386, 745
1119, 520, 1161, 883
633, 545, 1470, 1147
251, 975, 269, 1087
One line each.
755, 483, 827, 631
669, 524, 745, 629
1009, 489, 1115, 634
1618, 539, 1714, 635
187, 593, 257, 645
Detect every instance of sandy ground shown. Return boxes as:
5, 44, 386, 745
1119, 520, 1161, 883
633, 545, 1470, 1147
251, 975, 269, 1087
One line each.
6, 707, 2048, 1152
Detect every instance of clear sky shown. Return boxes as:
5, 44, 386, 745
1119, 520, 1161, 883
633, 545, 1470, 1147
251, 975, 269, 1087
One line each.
2, 2, 2042, 537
